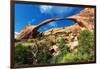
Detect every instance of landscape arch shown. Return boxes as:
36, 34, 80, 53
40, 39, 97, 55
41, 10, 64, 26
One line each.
17, 17, 89, 40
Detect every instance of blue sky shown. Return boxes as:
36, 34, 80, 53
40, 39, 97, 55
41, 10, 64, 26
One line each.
14, 3, 84, 37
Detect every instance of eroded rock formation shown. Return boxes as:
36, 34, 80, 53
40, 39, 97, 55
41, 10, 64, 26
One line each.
16, 25, 40, 40
68, 8, 95, 32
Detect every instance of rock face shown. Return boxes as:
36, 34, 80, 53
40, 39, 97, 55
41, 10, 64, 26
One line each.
43, 24, 80, 52
44, 24, 81, 36
16, 25, 40, 40
69, 8, 95, 32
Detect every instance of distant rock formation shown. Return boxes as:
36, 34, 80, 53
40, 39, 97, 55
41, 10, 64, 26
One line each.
44, 24, 81, 36
43, 24, 80, 52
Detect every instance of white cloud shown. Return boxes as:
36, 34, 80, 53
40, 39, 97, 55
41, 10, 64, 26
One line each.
40, 5, 53, 14
48, 22, 57, 27
55, 7, 73, 14
15, 32, 20, 38
39, 5, 75, 17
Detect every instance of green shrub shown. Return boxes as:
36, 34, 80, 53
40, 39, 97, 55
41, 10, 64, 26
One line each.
15, 43, 52, 65
78, 30, 95, 61
15, 44, 33, 65
35, 44, 52, 64
50, 38, 70, 64
58, 38, 70, 54
78, 30, 94, 53
57, 52, 91, 63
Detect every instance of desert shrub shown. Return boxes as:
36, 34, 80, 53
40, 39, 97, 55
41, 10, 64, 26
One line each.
58, 38, 70, 54
15, 44, 33, 65
34, 44, 52, 64
52, 52, 93, 64
33, 44, 53, 64
57, 52, 91, 63
15, 43, 52, 65
78, 30, 95, 61
78, 30, 94, 53
57, 53, 78, 63
50, 38, 70, 64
